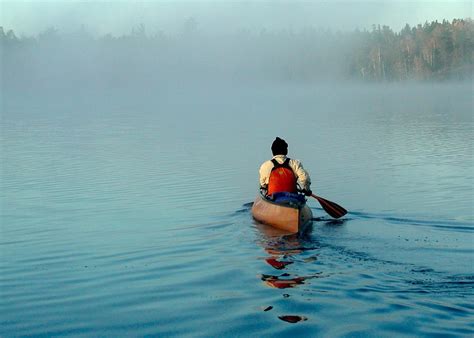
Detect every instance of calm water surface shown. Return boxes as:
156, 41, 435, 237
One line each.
1, 83, 473, 336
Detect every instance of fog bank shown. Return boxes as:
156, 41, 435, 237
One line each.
2, 1, 472, 36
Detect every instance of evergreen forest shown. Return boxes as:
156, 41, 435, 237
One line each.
1, 18, 472, 88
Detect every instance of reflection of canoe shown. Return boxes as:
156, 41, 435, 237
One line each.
251, 193, 313, 233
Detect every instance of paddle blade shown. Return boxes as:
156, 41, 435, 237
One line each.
311, 194, 347, 219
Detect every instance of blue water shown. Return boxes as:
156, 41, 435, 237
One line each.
1, 83, 473, 336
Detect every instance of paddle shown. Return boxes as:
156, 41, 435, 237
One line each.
310, 194, 347, 219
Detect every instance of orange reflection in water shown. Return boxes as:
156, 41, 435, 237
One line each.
254, 220, 320, 323
261, 274, 306, 289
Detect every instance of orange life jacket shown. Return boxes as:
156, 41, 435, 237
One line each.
267, 158, 297, 195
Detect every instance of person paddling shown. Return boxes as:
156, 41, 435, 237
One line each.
259, 137, 312, 197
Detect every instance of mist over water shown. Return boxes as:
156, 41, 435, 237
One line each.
1, 2, 474, 337
2, 14, 472, 95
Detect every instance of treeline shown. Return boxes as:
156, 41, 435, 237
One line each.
349, 19, 473, 80
1, 18, 472, 89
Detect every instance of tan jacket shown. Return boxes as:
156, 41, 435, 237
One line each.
259, 155, 312, 191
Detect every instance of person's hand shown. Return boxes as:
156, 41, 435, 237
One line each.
303, 189, 312, 196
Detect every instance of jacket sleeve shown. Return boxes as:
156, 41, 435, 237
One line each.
259, 161, 271, 188
291, 159, 312, 191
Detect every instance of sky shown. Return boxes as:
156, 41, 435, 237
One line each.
1, 1, 472, 36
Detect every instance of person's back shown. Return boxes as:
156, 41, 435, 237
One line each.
259, 137, 312, 196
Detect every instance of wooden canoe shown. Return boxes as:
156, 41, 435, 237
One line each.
251, 193, 313, 233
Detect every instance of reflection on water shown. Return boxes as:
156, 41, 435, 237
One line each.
255, 221, 324, 323
2, 83, 473, 336
265, 257, 293, 270
278, 315, 308, 323
251, 204, 473, 333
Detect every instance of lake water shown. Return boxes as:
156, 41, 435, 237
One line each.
1, 82, 473, 336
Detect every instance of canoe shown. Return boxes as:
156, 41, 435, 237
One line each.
251, 192, 313, 233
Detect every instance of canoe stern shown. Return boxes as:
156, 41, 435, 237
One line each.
251, 194, 312, 233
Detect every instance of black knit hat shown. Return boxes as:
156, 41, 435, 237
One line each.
271, 137, 288, 155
